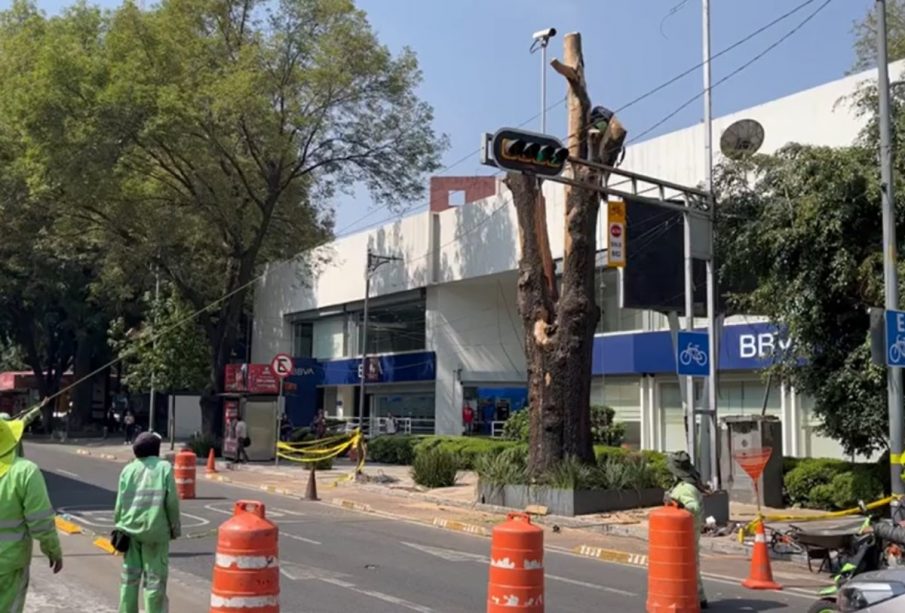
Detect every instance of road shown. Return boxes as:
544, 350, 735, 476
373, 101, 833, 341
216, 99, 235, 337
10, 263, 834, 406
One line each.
27, 443, 819, 612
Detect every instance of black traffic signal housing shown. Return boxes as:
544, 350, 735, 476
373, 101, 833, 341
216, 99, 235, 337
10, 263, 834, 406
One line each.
490, 128, 570, 177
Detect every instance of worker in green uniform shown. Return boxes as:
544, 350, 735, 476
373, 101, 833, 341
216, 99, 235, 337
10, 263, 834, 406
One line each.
665, 450, 708, 609
114, 432, 181, 613
0, 416, 63, 613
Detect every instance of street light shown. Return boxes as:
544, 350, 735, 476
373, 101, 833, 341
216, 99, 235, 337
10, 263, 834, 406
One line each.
530, 27, 557, 132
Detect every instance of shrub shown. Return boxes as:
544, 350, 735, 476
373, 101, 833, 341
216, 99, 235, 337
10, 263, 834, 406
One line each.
539, 457, 597, 490
475, 445, 528, 486
784, 458, 848, 506
288, 427, 312, 443
590, 406, 626, 447
829, 470, 883, 510
808, 483, 837, 510
502, 409, 529, 441
411, 447, 459, 488
414, 436, 517, 470
367, 435, 420, 465
186, 434, 219, 458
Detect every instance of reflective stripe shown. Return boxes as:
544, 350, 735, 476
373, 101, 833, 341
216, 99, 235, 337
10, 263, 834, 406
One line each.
174, 478, 194, 484
215, 553, 278, 569
0, 518, 24, 529
0, 531, 26, 542
24, 508, 55, 522
210, 594, 280, 608
28, 518, 55, 533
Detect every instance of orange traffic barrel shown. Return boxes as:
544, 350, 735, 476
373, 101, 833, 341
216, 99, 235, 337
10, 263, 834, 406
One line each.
210, 500, 279, 613
174, 448, 197, 500
487, 512, 544, 612
646, 505, 699, 612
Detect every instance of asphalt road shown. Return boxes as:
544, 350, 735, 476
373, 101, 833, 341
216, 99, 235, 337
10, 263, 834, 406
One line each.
29, 443, 819, 612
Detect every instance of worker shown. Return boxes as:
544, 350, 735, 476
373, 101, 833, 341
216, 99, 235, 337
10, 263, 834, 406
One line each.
114, 432, 181, 613
665, 451, 708, 609
0, 416, 63, 613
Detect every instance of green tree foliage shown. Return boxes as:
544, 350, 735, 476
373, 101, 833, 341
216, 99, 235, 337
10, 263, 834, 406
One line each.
109, 283, 210, 394
852, 0, 905, 71
714, 143, 899, 456
0, 0, 445, 435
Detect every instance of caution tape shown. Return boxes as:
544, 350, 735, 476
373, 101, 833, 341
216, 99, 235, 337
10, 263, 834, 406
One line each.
736, 495, 900, 543
278, 431, 353, 449
276, 431, 363, 464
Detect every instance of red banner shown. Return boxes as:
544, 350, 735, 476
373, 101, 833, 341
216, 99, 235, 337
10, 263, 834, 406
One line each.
224, 363, 280, 394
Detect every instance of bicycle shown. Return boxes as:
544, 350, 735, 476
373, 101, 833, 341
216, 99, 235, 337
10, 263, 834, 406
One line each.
890, 336, 905, 363
679, 342, 708, 367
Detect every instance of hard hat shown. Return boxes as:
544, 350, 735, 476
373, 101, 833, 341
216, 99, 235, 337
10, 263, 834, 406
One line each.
0, 419, 25, 477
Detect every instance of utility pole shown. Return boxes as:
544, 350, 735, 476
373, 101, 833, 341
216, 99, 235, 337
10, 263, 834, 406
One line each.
877, 0, 904, 497
357, 250, 402, 430
701, 0, 719, 489
148, 265, 160, 434
531, 28, 557, 132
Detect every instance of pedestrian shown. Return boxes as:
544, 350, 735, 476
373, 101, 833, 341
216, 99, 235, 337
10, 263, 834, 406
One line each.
114, 432, 181, 613
235, 413, 250, 463
123, 410, 136, 445
664, 451, 708, 609
462, 402, 474, 435
312, 409, 326, 439
385, 412, 397, 435
0, 413, 64, 613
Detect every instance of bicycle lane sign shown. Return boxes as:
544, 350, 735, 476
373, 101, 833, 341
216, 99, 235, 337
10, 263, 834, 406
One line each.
676, 330, 710, 377
885, 309, 905, 367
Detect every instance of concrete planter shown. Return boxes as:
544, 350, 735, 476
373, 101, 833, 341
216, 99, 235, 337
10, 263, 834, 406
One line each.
476, 480, 664, 516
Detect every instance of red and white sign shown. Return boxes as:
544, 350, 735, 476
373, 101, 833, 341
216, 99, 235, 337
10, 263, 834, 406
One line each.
271, 353, 294, 379
607, 200, 626, 268
224, 364, 280, 394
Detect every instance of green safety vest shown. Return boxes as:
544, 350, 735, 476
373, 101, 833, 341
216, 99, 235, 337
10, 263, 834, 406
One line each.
114, 457, 181, 543
669, 481, 704, 530
0, 457, 62, 574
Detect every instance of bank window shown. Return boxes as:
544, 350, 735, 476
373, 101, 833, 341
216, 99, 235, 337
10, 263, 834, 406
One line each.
292, 322, 313, 358
359, 300, 425, 354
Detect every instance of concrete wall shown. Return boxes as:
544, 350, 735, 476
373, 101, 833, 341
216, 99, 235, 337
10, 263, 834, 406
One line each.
428, 272, 525, 435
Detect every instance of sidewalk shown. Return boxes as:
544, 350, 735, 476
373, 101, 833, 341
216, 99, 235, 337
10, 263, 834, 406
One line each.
46, 438, 830, 588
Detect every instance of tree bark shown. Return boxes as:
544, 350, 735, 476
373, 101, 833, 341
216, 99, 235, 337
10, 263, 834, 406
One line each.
510, 32, 627, 476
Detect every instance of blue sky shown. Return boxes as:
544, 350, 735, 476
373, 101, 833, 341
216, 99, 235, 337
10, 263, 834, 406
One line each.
28, 0, 873, 232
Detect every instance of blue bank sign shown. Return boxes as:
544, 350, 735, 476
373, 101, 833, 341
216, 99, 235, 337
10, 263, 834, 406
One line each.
591, 322, 793, 376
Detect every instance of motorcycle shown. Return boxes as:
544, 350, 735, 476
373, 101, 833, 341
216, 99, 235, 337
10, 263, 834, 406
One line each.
807, 503, 905, 613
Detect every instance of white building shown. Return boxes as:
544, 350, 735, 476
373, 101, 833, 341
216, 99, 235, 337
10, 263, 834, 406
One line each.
251, 60, 903, 460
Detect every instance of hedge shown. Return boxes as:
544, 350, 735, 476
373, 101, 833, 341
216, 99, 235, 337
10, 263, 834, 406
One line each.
783, 457, 885, 510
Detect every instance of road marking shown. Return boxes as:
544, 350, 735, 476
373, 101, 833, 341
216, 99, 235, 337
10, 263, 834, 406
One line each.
273, 508, 306, 516
279, 531, 321, 545
60, 506, 209, 529
546, 573, 636, 597
205, 503, 308, 524
57, 469, 80, 478
700, 572, 815, 599
319, 577, 434, 612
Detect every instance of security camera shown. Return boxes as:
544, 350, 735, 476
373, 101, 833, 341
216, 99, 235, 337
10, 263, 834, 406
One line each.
532, 28, 557, 41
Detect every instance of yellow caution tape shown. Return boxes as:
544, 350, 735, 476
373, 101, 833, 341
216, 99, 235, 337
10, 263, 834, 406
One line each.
279, 431, 353, 449
892, 453, 904, 465
737, 495, 900, 543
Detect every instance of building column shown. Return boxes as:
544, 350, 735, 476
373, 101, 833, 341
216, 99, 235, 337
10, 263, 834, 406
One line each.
639, 376, 649, 450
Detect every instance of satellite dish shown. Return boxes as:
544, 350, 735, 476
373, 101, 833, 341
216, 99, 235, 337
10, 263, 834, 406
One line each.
719, 119, 765, 159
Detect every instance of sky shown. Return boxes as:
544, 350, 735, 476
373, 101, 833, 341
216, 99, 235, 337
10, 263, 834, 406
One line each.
27, 0, 874, 233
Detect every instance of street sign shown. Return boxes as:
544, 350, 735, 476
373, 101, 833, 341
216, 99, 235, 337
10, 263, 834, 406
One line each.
885, 309, 905, 367
270, 353, 293, 379
677, 331, 710, 377
607, 200, 626, 268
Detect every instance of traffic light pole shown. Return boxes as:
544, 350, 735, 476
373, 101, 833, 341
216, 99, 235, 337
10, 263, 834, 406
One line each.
877, 0, 904, 498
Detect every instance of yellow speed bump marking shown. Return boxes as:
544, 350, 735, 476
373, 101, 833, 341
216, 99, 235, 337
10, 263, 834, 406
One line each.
54, 516, 82, 535
572, 544, 648, 567
93, 537, 119, 555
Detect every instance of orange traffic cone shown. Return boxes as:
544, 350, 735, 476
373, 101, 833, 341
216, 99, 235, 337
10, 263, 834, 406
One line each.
742, 520, 782, 590
206, 448, 218, 474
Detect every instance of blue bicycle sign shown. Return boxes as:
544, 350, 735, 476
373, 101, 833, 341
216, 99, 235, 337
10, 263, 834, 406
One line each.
676, 331, 710, 377
885, 310, 905, 367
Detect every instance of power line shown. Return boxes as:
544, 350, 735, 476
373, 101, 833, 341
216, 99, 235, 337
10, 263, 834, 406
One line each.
627, 0, 834, 145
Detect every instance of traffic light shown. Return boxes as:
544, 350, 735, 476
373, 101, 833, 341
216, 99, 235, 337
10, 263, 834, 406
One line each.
490, 128, 570, 177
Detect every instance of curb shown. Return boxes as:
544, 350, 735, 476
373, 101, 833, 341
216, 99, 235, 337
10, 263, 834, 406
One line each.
333, 499, 374, 514
432, 517, 490, 537
571, 544, 648, 567
75, 448, 124, 462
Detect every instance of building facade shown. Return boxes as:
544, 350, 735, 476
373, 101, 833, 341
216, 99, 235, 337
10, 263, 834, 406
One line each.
251, 60, 903, 459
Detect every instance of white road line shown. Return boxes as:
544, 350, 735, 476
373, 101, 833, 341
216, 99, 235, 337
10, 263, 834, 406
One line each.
273, 508, 306, 516
279, 531, 321, 545
57, 469, 80, 478
319, 577, 434, 612
701, 573, 815, 599
547, 573, 636, 597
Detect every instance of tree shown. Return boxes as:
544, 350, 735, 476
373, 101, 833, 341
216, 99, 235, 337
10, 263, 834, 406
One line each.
1, 0, 445, 437
109, 282, 211, 394
852, 0, 905, 71
505, 33, 626, 475
714, 144, 897, 456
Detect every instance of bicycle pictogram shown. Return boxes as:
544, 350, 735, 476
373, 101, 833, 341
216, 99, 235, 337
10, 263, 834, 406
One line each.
889, 335, 905, 364
679, 342, 708, 367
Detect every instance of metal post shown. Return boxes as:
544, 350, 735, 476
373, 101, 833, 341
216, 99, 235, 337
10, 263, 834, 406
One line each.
541, 43, 547, 132
702, 0, 719, 489
149, 267, 160, 434
169, 396, 175, 451
358, 252, 372, 431
878, 0, 904, 496
683, 214, 697, 465
275, 378, 283, 465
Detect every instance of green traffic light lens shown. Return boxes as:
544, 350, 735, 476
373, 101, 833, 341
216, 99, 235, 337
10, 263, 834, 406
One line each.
552, 147, 569, 164
537, 145, 555, 162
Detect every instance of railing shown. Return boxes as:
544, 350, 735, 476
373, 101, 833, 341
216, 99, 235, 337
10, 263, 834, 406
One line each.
490, 421, 507, 438
332, 416, 435, 437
